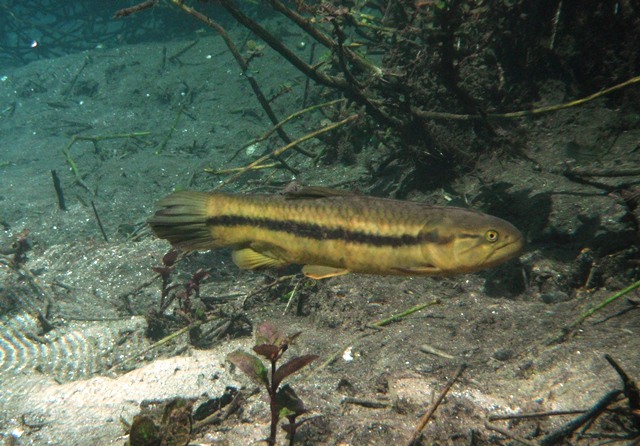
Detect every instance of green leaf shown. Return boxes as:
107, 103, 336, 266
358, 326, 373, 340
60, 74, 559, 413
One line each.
226, 350, 269, 386
278, 405, 296, 420
276, 384, 307, 416
273, 354, 318, 388
129, 415, 160, 446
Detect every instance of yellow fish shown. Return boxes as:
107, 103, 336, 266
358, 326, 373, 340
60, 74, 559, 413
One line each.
148, 187, 524, 279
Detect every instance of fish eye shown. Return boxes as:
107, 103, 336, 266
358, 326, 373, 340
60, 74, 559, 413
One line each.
485, 229, 499, 243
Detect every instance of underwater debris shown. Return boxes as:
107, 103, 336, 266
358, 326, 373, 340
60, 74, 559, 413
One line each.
487, 355, 640, 445
126, 397, 193, 446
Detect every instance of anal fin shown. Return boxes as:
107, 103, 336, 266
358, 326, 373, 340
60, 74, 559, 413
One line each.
232, 248, 287, 270
391, 265, 441, 276
302, 265, 349, 279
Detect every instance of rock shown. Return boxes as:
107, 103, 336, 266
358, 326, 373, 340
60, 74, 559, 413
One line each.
539, 291, 571, 304
493, 348, 515, 361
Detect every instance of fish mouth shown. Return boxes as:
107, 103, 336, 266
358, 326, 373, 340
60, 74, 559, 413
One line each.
481, 238, 525, 267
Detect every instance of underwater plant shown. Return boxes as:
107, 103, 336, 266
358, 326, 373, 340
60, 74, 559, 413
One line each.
227, 321, 318, 446
146, 249, 211, 341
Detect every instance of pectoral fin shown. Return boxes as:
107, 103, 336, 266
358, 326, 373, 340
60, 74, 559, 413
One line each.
302, 265, 350, 279
232, 248, 287, 270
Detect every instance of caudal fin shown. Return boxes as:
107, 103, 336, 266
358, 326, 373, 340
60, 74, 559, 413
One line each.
148, 191, 216, 251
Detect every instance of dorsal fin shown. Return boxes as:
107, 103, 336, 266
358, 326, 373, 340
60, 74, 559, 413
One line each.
285, 186, 357, 200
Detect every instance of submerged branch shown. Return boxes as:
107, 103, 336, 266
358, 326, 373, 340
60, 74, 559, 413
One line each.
217, 0, 347, 90
217, 0, 398, 127
266, 0, 383, 77
214, 114, 359, 189
167, 0, 309, 167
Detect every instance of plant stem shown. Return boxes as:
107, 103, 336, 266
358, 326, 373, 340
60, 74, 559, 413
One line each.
548, 278, 640, 344
570, 279, 640, 328
268, 358, 279, 446
288, 415, 297, 446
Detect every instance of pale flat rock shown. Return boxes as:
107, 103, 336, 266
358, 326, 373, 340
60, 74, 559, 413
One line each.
0, 343, 245, 445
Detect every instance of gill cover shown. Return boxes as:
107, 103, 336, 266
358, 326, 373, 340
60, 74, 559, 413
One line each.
419, 211, 524, 275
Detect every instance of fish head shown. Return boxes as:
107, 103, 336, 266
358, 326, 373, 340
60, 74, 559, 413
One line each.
418, 209, 524, 275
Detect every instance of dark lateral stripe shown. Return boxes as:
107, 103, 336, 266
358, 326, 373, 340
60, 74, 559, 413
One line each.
205, 215, 446, 247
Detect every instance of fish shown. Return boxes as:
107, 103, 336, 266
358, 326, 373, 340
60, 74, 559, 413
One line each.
147, 187, 524, 279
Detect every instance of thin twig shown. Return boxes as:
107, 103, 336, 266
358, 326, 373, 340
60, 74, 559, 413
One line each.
368, 299, 440, 329
214, 114, 358, 189
407, 364, 466, 445
549, 279, 640, 344
156, 105, 184, 154
310, 299, 440, 376
168, 0, 304, 167
240, 274, 297, 309
106, 316, 218, 373
90, 200, 109, 242
549, 0, 563, 50
114, 0, 158, 18
217, 0, 398, 127
266, 0, 383, 77
191, 387, 259, 430
488, 410, 587, 421
62, 132, 150, 194
342, 397, 390, 409
413, 75, 640, 121
419, 343, 455, 359
51, 170, 67, 211
63, 55, 90, 99
220, 98, 346, 165
540, 389, 622, 446
218, 0, 346, 90
561, 167, 640, 178
283, 278, 301, 315
204, 163, 280, 175
484, 422, 539, 446
605, 354, 640, 428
